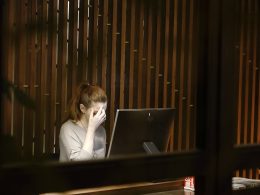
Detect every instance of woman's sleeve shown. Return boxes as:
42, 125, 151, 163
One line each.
94, 127, 106, 159
59, 125, 94, 161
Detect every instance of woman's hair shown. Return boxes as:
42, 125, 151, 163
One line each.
69, 82, 107, 121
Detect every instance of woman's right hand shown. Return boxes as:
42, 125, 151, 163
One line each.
88, 107, 106, 131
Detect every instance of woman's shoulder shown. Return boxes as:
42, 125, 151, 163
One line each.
60, 120, 78, 134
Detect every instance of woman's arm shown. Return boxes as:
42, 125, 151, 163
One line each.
94, 126, 106, 159
82, 107, 106, 156
59, 108, 106, 161
59, 125, 93, 161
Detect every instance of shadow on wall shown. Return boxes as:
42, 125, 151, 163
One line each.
1, 78, 35, 164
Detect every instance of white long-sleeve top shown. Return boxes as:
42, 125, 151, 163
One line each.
59, 120, 106, 162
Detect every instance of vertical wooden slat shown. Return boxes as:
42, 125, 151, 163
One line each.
177, 0, 187, 151
69, 0, 78, 96
3, 0, 16, 135
169, 0, 179, 152
78, 0, 89, 80
56, 0, 68, 149
129, 0, 136, 109
12, 0, 19, 150
13, 0, 27, 156
23, 0, 35, 158
171, 0, 179, 108
101, 0, 108, 91
233, 0, 240, 156
145, 1, 153, 108
163, 0, 170, 108
97, 0, 103, 86
124, 1, 131, 109
34, 0, 40, 156
39, 0, 48, 154
72, 0, 78, 95
250, 0, 257, 144
237, 0, 245, 145
87, 0, 94, 82
256, 0, 260, 145
109, 0, 117, 133
61, 0, 68, 122
91, 0, 98, 84
141, 1, 148, 109
243, 0, 251, 145
48, 0, 58, 154
154, 0, 161, 108
67, 0, 73, 103
119, 0, 126, 108
22, 0, 31, 158
137, 1, 144, 108
77, 0, 83, 84
190, 0, 199, 150
186, 0, 194, 150
43, 0, 52, 155
30, 0, 38, 156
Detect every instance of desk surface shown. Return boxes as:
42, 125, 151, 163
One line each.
42, 180, 187, 195
144, 190, 194, 195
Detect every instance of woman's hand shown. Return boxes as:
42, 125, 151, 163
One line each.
88, 107, 106, 131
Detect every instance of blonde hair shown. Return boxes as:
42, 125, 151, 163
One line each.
69, 82, 107, 121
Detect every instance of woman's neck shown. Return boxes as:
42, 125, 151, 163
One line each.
77, 116, 89, 131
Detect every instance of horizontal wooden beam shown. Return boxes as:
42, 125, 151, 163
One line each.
234, 145, 260, 169
0, 150, 204, 194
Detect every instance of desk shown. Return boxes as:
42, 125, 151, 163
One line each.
42, 179, 186, 195
144, 190, 194, 195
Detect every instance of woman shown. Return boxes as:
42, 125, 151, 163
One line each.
59, 82, 107, 162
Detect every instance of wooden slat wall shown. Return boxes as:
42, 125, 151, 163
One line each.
1, 0, 199, 159
235, 0, 260, 179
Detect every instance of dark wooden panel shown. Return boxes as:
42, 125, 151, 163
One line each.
235, 0, 260, 179
137, 0, 144, 108
250, 0, 257, 144
78, 0, 89, 81
101, 0, 109, 91
185, 0, 194, 150
68, 1, 78, 100
44, 0, 53, 155
154, 0, 161, 108
237, 0, 246, 145
177, 0, 187, 151
48, 0, 58, 154
2, 0, 16, 135
119, 0, 126, 108
13, 0, 27, 156
128, 0, 136, 109
21, 0, 31, 158
169, 0, 179, 152
39, 0, 48, 155
60, 0, 68, 122
163, 0, 170, 108
145, 1, 153, 108
56, 0, 68, 150
109, 0, 118, 133
92, 0, 98, 84
256, 0, 260, 144
1, 151, 204, 194
243, 0, 251, 145
23, 0, 36, 158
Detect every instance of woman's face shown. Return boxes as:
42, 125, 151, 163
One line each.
80, 101, 107, 120
90, 102, 107, 116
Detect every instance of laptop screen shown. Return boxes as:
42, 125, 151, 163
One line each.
107, 108, 175, 158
